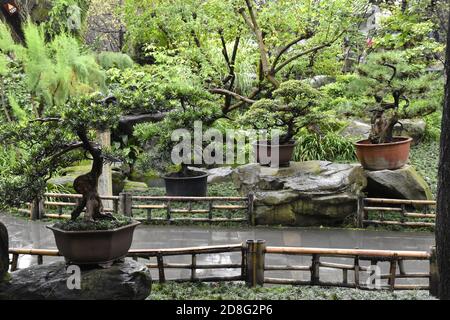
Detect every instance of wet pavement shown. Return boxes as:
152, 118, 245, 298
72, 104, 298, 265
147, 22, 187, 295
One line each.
1, 213, 434, 285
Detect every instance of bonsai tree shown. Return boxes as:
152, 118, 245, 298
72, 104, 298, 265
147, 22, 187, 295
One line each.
0, 21, 129, 221
353, 50, 442, 144
239, 80, 323, 145
133, 77, 221, 177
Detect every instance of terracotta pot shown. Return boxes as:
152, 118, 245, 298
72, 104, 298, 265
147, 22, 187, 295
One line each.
47, 221, 140, 265
253, 141, 297, 167
164, 172, 208, 196
355, 136, 413, 171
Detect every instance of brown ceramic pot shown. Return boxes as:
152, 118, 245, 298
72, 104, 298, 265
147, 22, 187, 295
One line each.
47, 221, 140, 265
355, 136, 413, 171
253, 140, 297, 167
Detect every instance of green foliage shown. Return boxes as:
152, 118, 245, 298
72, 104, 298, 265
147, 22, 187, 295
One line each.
239, 80, 323, 143
352, 50, 443, 121
53, 215, 134, 231
293, 131, 356, 162
97, 52, 135, 70
373, 2, 444, 56
150, 282, 433, 300
41, 0, 91, 39
0, 21, 106, 110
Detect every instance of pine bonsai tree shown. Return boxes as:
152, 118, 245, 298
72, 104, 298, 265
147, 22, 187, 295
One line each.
353, 50, 442, 144
239, 80, 323, 144
0, 21, 129, 222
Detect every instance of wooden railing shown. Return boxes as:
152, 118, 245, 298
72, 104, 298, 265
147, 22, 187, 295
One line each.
8, 241, 438, 295
20, 192, 255, 225
356, 197, 436, 229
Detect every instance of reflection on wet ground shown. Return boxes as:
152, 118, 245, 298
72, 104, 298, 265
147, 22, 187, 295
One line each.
1, 213, 434, 285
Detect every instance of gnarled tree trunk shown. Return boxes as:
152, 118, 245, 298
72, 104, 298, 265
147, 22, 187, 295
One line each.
70, 129, 112, 222
436, 6, 450, 300
0, 222, 8, 282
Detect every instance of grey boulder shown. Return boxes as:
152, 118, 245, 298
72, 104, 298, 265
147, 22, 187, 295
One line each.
0, 259, 152, 300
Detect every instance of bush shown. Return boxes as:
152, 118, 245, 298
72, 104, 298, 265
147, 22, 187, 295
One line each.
293, 132, 356, 162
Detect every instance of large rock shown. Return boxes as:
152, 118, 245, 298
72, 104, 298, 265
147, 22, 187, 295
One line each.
365, 165, 433, 200
232, 161, 367, 226
340, 120, 371, 140
0, 222, 8, 283
188, 166, 234, 184
0, 260, 152, 300
394, 119, 427, 144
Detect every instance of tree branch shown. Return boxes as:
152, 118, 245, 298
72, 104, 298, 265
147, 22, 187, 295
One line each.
274, 30, 346, 74
271, 30, 314, 72
210, 88, 257, 105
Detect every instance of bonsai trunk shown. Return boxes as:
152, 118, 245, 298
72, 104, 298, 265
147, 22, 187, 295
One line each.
70, 129, 113, 222
369, 110, 398, 144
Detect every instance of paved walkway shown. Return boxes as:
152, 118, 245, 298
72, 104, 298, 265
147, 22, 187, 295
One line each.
1, 213, 434, 284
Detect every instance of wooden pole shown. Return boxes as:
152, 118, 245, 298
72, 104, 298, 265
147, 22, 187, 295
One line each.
119, 192, 132, 216
430, 246, 439, 297
30, 197, 44, 220
248, 193, 255, 226
356, 196, 364, 228
310, 254, 320, 285
245, 239, 266, 287
96, 130, 113, 210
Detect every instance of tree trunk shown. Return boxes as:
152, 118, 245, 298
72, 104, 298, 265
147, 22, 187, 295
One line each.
0, 222, 8, 282
436, 7, 450, 300
70, 129, 113, 222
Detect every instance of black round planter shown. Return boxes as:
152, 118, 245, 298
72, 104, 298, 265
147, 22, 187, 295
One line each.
164, 172, 208, 196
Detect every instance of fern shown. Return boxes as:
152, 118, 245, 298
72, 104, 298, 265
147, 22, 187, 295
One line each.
1, 21, 106, 110
97, 52, 134, 70
8, 95, 27, 124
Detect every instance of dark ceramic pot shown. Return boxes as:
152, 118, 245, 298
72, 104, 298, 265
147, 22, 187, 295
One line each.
164, 172, 208, 196
253, 140, 297, 167
47, 221, 140, 265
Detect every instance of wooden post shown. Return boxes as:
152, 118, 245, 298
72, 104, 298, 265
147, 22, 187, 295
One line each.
310, 254, 320, 285
388, 255, 398, 291
11, 253, 18, 272
356, 196, 364, 228
354, 256, 360, 288
119, 192, 132, 216
191, 254, 197, 281
166, 201, 171, 222
96, 130, 113, 210
156, 253, 166, 284
245, 239, 266, 287
430, 246, 439, 297
30, 197, 44, 220
248, 193, 255, 226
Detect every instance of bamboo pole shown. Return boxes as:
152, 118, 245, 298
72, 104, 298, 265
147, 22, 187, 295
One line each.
265, 246, 430, 259
364, 198, 436, 205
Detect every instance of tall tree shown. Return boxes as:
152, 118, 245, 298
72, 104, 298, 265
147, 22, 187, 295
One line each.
436, 4, 450, 300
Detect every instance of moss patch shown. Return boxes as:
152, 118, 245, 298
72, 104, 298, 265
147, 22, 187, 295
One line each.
53, 216, 134, 231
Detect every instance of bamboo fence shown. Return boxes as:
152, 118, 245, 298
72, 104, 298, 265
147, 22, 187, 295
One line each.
357, 197, 436, 229
8, 241, 438, 295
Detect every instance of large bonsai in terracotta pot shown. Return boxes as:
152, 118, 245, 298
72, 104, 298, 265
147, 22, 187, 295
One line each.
239, 80, 322, 167
0, 22, 139, 265
353, 51, 441, 171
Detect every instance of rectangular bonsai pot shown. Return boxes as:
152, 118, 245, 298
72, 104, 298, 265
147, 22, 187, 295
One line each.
46, 221, 140, 265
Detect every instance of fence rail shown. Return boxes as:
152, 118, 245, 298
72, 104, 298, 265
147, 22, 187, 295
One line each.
357, 197, 436, 229
20, 192, 254, 225
8, 241, 438, 295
